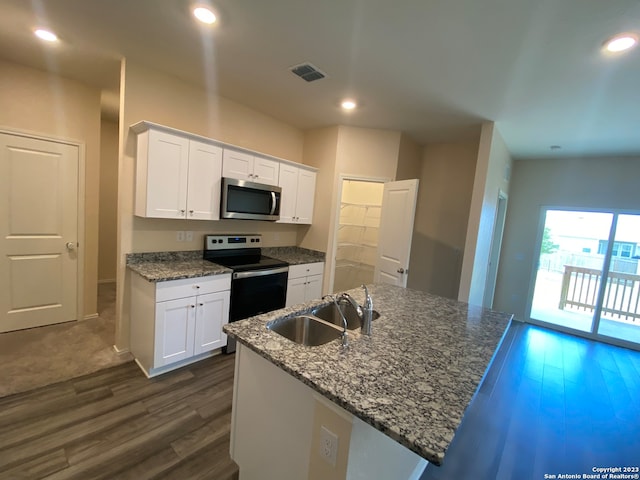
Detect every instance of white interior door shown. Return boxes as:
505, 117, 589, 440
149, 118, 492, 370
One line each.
0, 132, 79, 333
374, 179, 419, 287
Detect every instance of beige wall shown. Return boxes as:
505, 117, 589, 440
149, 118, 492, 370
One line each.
116, 61, 306, 350
298, 127, 340, 252
406, 142, 478, 298
458, 122, 512, 306
395, 133, 422, 180
0, 59, 101, 318
494, 156, 640, 320
99, 119, 119, 282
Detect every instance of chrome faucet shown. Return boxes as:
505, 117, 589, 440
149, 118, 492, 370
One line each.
336, 292, 362, 318
323, 294, 349, 347
361, 284, 373, 336
336, 285, 373, 336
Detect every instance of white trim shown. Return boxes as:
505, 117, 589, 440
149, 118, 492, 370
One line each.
83, 313, 99, 321
98, 278, 117, 284
112, 344, 130, 355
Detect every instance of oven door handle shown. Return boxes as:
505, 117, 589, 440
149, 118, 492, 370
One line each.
269, 191, 277, 215
233, 266, 289, 280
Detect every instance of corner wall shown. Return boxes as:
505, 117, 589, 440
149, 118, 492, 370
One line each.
407, 142, 478, 298
99, 119, 119, 282
458, 122, 512, 306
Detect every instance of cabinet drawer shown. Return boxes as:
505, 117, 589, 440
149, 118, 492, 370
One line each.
288, 262, 324, 279
156, 274, 231, 302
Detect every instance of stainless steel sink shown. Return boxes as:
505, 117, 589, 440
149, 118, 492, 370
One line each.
267, 315, 343, 346
312, 303, 380, 330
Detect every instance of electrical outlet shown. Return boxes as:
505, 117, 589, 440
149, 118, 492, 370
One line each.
319, 425, 338, 466
185, 231, 193, 242
176, 231, 185, 242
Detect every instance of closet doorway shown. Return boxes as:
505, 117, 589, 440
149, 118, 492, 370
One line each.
332, 178, 385, 293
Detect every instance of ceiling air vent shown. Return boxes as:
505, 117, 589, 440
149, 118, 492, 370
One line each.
290, 63, 326, 82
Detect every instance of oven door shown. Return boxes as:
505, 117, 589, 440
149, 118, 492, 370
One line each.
221, 177, 281, 221
226, 266, 288, 353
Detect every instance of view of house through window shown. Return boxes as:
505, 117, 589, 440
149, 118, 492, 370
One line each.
530, 209, 640, 345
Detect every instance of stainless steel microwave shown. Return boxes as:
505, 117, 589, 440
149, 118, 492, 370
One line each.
221, 177, 281, 221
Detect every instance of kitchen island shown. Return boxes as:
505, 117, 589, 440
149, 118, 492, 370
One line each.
224, 284, 513, 479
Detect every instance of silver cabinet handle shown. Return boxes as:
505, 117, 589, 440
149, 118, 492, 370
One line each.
179, 209, 186, 215
66, 242, 76, 251
189, 210, 194, 216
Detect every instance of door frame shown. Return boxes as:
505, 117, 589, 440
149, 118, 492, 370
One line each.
327, 174, 391, 294
525, 205, 640, 352
483, 189, 508, 308
1, 126, 86, 324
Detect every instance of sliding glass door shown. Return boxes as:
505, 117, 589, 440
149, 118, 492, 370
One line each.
595, 214, 640, 343
530, 209, 640, 347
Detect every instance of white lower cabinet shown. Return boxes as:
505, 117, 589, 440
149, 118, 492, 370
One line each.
130, 273, 231, 377
285, 262, 324, 307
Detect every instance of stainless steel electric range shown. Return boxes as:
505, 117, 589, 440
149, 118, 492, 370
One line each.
203, 234, 288, 353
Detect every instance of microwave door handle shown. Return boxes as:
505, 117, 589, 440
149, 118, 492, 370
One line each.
270, 191, 277, 215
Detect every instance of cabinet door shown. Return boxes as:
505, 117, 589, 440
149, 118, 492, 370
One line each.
187, 140, 223, 220
193, 291, 230, 354
277, 163, 298, 223
222, 149, 253, 181
154, 297, 196, 367
295, 169, 316, 224
304, 274, 323, 302
142, 130, 189, 218
286, 276, 307, 307
252, 157, 280, 186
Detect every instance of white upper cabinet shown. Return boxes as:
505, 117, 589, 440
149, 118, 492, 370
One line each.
222, 149, 279, 186
186, 140, 224, 220
278, 163, 316, 224
135, 127, 222, 220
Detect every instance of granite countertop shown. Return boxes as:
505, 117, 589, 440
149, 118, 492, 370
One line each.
223, 284, 513, 466
126, 251, 231, 282
262, 246, 325, 265
126, 247, 325, 282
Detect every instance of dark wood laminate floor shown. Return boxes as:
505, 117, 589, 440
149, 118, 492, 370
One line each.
3, 322, 639, 480
0, 354, 238, 480
421, 322, 640, 480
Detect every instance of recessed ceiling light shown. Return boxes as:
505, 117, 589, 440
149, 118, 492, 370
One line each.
34, 28, 58, 42
603, 33, 638, 53
341, 99, 357, 111
193, 6, 216, 24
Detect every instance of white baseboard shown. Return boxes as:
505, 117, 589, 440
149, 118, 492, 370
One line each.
113, 344, 130, 355
83, 313, 99, 321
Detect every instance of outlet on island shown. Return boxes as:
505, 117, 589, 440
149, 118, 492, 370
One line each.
319, 425, 338, 466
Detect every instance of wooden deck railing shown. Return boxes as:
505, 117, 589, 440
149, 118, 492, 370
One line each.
559, 265, 640, 321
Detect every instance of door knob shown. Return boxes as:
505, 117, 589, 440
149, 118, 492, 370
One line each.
397, 267, 405, 274
66, 242, 76, 251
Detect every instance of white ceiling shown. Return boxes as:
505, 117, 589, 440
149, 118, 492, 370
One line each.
1, 0, 639, 159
